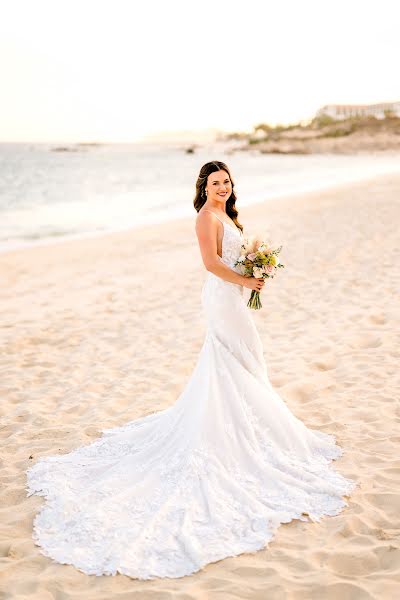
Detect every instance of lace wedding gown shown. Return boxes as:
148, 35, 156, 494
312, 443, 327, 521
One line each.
26, 213, 357, 580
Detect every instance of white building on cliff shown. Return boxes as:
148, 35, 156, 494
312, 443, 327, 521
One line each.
316, 101, 400, 120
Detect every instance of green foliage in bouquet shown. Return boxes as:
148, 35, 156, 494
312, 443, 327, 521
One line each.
234, 241, 285, 310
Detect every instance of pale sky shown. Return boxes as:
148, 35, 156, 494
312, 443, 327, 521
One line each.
1, 0, 399, 142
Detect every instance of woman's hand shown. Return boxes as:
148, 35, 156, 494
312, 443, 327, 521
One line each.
242, 276, 265, 291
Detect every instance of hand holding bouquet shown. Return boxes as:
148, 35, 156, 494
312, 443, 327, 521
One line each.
234, 235, 285, 309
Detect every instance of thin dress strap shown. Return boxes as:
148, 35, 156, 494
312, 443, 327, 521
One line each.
201, 209, 243, 237
202, 209, 225, 225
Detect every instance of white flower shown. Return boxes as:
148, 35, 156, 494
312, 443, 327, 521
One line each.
253, 266, 264, 279
237, 255, 245, 263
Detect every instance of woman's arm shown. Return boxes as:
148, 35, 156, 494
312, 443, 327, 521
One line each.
195, 211, 245, 285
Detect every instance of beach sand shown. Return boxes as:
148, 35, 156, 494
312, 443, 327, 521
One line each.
1, 172, 399, 599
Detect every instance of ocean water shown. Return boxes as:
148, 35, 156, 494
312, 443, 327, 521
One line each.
1, 141, 400, 253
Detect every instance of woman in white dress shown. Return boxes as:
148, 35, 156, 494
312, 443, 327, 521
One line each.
26, 160, 357, 580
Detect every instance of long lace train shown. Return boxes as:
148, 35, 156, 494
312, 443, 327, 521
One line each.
26, 219, 357, 579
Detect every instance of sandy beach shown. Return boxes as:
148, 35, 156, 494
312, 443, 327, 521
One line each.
1, 172, 399, 599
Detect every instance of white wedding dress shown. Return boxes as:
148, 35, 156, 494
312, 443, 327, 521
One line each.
26, 214, 357, 580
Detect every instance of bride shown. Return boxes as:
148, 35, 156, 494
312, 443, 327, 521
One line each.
26, 160, 357, 580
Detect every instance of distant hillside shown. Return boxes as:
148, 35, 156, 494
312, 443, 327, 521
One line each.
224, 114, 400, 154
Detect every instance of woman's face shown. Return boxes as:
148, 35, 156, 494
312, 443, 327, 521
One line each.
205, 170, 232, 205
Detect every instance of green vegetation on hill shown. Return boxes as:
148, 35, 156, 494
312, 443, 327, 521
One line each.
225, 113, 400, 145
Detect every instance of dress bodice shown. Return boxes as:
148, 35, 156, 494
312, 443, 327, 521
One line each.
200, 210, 244, 273
202, 216, 245, 301
218, 222, 244, 271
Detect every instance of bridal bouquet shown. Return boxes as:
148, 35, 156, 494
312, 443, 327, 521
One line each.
234, 236, 285, 309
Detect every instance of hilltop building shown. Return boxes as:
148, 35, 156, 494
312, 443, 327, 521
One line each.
316, 101, 400, 120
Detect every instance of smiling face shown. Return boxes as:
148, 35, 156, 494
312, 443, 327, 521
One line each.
205, 170, 232, 206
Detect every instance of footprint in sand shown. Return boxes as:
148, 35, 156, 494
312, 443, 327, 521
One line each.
318, 581, 376, 599
349, 335, 382, 349
364, 493, 400, 522
311, 358, 337, 371
0, 487, 27, 508
374, 544, 400, 571
368, 313, 386, 325
29, 429, 71, 440
326, 548, 379, 577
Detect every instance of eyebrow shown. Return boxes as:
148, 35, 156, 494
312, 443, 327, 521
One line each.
212, 178, 229, 183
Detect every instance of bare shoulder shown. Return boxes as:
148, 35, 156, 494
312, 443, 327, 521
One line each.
195, 209, 219, 235
196, 209, 219, 229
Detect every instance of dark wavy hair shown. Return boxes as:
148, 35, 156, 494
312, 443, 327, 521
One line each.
193, 160, 243, 233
